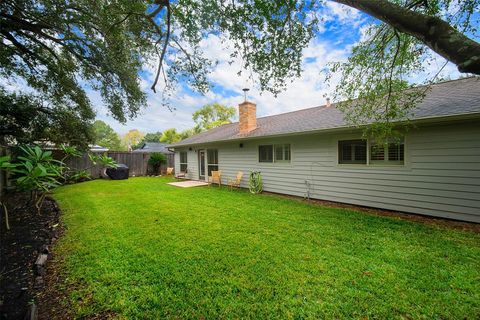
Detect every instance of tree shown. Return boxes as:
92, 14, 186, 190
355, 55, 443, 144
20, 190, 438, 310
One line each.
143, 132, 163, 143
132, 131, 163, 149
123, 129, 145, 151
327, 0, 480, 140
93, 120, 123, 151
332, 0, 480, 74
0, 88, 94, 149
192, 103, 236, 131
159, 128, 181, 144
2, 0, 479, 143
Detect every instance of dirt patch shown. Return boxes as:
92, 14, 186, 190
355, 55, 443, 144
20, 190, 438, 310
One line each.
262, 191, 480, 233
0, 193, 63, 319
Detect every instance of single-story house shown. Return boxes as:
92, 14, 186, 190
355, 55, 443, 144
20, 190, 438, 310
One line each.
132, 142, 172, 154
169, 77, 480, 223
133, 142, 174, 170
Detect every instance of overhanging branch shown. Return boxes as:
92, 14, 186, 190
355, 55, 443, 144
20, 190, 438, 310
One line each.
332, 0, 480, 75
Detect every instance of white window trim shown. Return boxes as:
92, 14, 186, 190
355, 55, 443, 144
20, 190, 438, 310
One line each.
206, 149, 219, 176
336, 137, 407, 167
258, 143, 292, 164
179, 151, 188, 171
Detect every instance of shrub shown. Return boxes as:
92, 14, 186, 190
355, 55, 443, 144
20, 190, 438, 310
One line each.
9, 145, 63, 213
249, 171, 263, 194
148, 153, 166, 175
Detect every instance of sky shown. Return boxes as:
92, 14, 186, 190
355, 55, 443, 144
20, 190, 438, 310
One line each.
30, 3, 468, 135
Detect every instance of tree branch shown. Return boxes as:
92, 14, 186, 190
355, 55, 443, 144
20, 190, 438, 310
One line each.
332, 0, 480, 74
150, 0, 171, 93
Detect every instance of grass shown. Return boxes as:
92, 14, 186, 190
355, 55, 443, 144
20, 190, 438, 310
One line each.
53, 177, 480, 319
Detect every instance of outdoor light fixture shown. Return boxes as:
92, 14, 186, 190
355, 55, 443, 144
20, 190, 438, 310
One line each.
239, 143, 244, 148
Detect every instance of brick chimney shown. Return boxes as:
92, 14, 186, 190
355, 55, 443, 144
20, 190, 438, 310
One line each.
239, 101, 257, 134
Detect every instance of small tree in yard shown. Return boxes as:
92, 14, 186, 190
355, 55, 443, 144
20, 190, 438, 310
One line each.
148, 153, 166, 175
7, 146, 63, 214
0, 144, 118, 226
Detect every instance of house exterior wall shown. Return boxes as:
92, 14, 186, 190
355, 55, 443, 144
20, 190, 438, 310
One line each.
175, 120, 480, 223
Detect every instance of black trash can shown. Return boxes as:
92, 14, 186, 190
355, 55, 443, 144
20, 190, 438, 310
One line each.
106, 164, 129, 180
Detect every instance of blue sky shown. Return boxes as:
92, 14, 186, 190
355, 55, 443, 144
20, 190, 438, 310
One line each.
90, 3, 462, 134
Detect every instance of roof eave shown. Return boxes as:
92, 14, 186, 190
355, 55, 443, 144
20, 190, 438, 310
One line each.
168, 111, 480, 149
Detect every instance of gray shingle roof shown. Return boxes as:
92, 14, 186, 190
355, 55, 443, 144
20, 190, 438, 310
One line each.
171, 77, 480, 147
133, 142, 172, 153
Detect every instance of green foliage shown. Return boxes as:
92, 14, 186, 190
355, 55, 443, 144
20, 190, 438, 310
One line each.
160, 103, 234, 145
52, 177, 480, 318
148, 152, 166, 174
160, 128, 181, 144
148, 152, 166, 166
0, 88, 95, 149
192, 103, 236, 131
329, 0, 480, 141
8, 146, 63, 212
123, 129, 145, 150
143, 132, 163, 143
12, 146, 61, 192
248, 171, 263, 194
133, 131, 164, 149
88, 154, 118, 169
0, 0, 318, 122
93, 120, 123, 151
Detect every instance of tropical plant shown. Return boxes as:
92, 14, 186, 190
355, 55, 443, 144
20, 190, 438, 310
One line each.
9, 146, 63, 213
249, 171, 263, 194
56, 144, 118, 182
148, 153, 166, 175
88, 154, 118, 169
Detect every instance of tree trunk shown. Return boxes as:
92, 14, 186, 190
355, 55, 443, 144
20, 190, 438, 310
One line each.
332, 0, 480, 75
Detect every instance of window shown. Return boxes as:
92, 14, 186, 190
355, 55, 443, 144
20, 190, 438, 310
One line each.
207, 149, 218, 176
259, 144, 291, 163
179, 151, 187, 172
370, 139, 405, 165
259, 145, 273, 162
338, 140, 367, 164
275, 144, 291, 162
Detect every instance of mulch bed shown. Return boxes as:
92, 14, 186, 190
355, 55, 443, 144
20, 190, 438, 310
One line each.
0, 193, 63, 320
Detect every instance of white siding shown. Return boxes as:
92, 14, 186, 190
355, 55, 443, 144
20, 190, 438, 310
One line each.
174, 149, 198, 180
177, 121, 480, 222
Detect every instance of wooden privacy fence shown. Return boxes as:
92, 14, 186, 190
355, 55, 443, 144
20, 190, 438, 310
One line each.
60, 152, 175, 178
0, 147, 174, 195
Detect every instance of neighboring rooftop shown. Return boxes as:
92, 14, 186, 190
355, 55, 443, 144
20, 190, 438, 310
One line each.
171, 77, 480, 147
133, 142, 172, 153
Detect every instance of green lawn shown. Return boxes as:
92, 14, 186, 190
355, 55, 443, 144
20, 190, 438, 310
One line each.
52, 177, 480, 319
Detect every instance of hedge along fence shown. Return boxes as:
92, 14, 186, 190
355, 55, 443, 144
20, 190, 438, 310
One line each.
55, 151, 175, 179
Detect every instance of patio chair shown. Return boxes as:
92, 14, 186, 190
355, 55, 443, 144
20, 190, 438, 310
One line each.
208, 170, 222, 187
166, 167, 174, 176
227, 171, 243, 190
176, 168, 188, 179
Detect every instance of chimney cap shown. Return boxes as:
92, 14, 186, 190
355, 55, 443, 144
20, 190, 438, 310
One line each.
326, 97, 331, 107
242, 88, 250, 101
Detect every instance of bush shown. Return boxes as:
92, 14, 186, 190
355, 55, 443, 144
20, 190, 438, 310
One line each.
148, 153, 166, 175
249, 171, 263, 194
